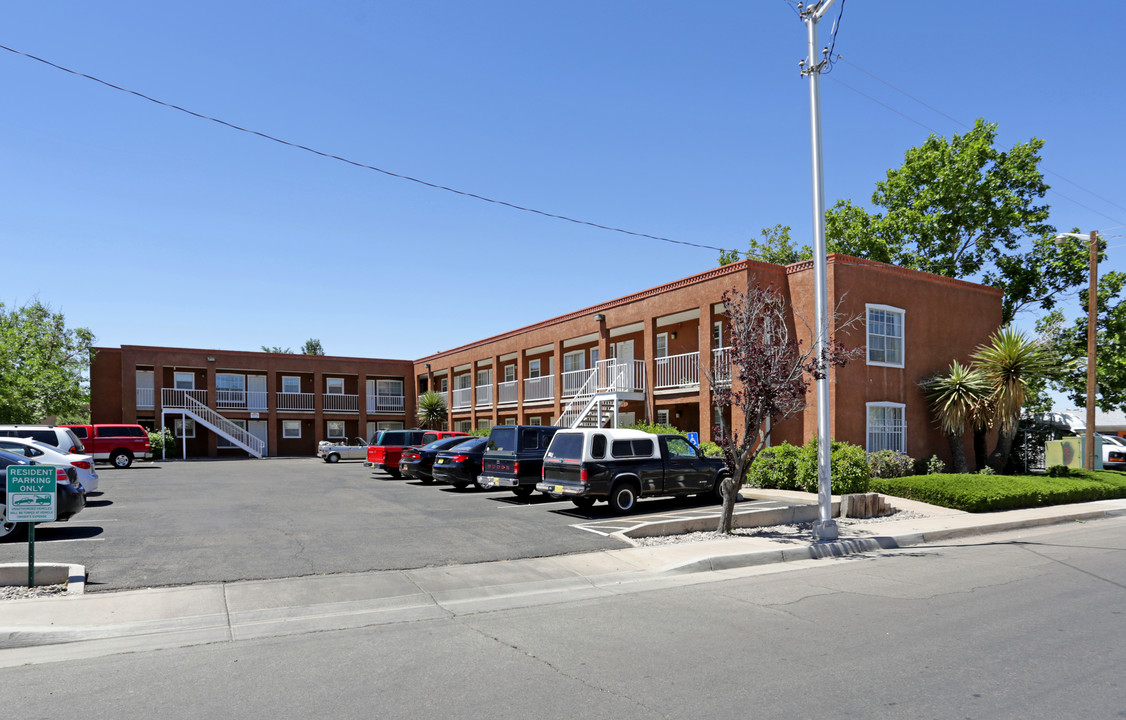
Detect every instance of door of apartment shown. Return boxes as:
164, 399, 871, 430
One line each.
613, 339, 634, 390
248, 375, 267, 411
136, 369, 154, 409
248, 420, 268, 456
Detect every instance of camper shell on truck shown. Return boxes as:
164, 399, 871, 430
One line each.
537, 428, 727, 513
478, 425, 563, 497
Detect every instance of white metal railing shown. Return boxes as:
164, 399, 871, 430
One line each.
475, 384, 492, 407
654, 351, 700, 390
524, 375, 554, 402
452, 387, 471, 410
497, 381, 518, 405
247, 391, 268, 411
598, 359, 646, 393
216, 389, 247, 408
162, 388, 207, 408
177, 393, 265, 458
368, 394, 405, 413
277, 392, 314, 411
554, 364, 604, 427
561, 368, 596, 397
323, 393, 358, 412
712, 347, 733, 384
137, 387, 155, 409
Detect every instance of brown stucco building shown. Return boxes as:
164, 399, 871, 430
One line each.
90, 255, 1003, 462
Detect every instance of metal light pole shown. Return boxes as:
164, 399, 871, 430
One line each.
1056, 230, 1099, 470
800, 0, 837, 541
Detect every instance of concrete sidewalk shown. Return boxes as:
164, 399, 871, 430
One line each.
3, 494, 1126, 668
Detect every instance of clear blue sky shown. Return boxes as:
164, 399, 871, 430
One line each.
3, 1, 1123, 363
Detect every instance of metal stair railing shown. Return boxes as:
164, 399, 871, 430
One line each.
554, 365, 604, 427
181, 394, 265, 458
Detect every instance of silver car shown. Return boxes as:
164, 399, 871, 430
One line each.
317, 437, 369, 463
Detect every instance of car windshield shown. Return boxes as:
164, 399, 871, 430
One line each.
1100, 435, 1126, 446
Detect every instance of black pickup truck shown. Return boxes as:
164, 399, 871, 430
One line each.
536, 428, 727, 513
477, 425, 563, 497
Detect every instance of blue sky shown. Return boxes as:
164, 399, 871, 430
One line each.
3, 1, 1123, 365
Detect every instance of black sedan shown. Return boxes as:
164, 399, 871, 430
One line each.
431, 436, 489, 490
399, 436, 484, 484
0, 448, 86, 542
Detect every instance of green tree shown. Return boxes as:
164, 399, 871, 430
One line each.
260, 345, 293, 354
825, 119, 1088, 322
717, 224, 811, 267
1037, 270, 1126, 412
921, 360, 992, 473
972, 327, 1052, 472
416, 391, 447, 430
301, 338, 325, 355
0, 301, 95, 423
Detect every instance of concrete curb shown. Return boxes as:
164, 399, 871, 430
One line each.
0, 564, 86, 595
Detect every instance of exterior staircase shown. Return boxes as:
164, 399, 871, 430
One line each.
162, 391, 265, 458
554, 360, 642, 429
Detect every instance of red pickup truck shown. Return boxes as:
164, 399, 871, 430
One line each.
365, 429, 468, 477
63, 424, 152, 469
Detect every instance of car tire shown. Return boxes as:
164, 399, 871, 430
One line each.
609, 482, 638, 514
386, 469, 401, 478
0, 505, 26, 543
326, 453, 340, 464
571, 497, 596, 510
419, 476, 434, 484
452, 481, 469, 490
474, 477, 490, 491
110, 450, 134, 469
512, 486, 534, 498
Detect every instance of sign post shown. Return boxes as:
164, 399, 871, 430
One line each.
6, 465, 57, 587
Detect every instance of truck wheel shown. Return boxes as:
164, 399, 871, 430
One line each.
711, 476, 728, 503
0, 504, 27, 542
452, 481, 469, 490
609, 482, 638, 514
571, 497, 596, 510
512, 486, 534, 498
419, 475, 434, 484
326, 453, 340, 463
386, 469, 401, 478
474, 477, 490, 491
111, 450, 134, 469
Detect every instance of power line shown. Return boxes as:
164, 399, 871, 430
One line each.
0, 43, 729, 255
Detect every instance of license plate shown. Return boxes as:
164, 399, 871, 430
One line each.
436, 458, 445, 464
553, 485, 564, 494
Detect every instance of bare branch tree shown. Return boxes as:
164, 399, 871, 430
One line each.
705, 282, 862, 534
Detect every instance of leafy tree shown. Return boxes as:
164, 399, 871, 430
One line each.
416, 391, 447, 430
0, 301, 95, 423
260, 345, 293, 354
706, 282, 861, 533
717, 225, 811, 267
825, 119, 1088, 322
1037, 270, 1126, 412
921, 360, 992, 473
972, 327, 1052, 472
301, 338, 325, 356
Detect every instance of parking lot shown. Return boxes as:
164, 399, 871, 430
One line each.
0, 458, 735, 593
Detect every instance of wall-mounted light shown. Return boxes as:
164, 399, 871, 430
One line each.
593, 313, 605, 322
675, 410, 682, 419
425, 363, 431, 371
206, 356, 216, 362
670, 332, 677, 340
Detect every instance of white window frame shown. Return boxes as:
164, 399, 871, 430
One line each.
656, 409, 671, 426
504, 418, 518, 425
563, 350, 585, 373
476, 368, 491, 386
326, 420, 346, 439
281, 376, 302, 394
282, 420, 302, 439
377, 421, 404, 431
528, 416, 542, 426
174, 372, 196, 390
713, 321, 723, 350
174, 418, 196, 438
866, 402, 907, 454
217, 419, 247, 448
866, 304, 905, 368
590, 348, 600, 366
326, 377, 345, 395
656, 332, 669, 359
529, 359, 541, 378
504, 364, 516, 382
376, 378, 403, 396
478, 420, 493, 431
454, 420, 472, 433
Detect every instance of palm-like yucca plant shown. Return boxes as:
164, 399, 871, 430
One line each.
416, 390, 447, 430
972, 326, 1053, 472
922, 360, 992, 473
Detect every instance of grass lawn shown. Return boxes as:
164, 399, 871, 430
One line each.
869, 469, 1126, 513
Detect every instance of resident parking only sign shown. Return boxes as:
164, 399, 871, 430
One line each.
6, 465, 56, 523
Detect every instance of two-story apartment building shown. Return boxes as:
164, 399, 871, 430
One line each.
89, 255, 1003, 463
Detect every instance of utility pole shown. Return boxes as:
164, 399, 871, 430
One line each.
799, 0, 837, 541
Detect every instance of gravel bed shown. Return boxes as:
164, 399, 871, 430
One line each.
633, 510, 930, 547
1, 583, 68, 601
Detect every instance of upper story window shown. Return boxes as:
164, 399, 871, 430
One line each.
656, 333, 669, 358
563, 350, 585, 373
529, 359, 542, 378
174, 372, 195, 390
376, 379, 403, 397
866, 304, 905, 368
476, 368, 491, 386
281, 376, 301, 394
326, 378, 345, 394
713, 321, 723, 350
504, 364, 516, 382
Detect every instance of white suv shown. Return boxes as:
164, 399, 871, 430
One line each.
0, 425, 86, 455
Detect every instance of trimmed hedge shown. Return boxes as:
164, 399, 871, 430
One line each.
747, 442, 802, 490
869, 469, 1126, 513
748, 439, 870, 495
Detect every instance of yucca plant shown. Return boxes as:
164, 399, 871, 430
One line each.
972, 327, 1052, 472
921, 360, 992, 473
416, 390, 447, 430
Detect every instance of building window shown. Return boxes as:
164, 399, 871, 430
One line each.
529, 359, 541, 378
563, 350, 585, 373
454, 420, 472, 433
377, 421, 404, 431
504, 364, 516, 382
504, 418, 517, 425
326, 421, 345, 438
282, 376, 301, 394
477, 368, 491, 386
173, 418, 196, 438
439, 376, 449, 393
866, 304, 905, 368
590, 348, 600, 366
326, 377, 345, 394
282, 420, 302, 439
656, 333, 669, 358
478, 420, 493, 431
174, 372, 195, 390
867, 403, 906, 453
656, 409, 671, 426
713, 321, 723, 350
217, 419, 247, 448
528, 416, 542, 426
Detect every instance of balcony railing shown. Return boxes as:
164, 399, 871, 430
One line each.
162, 388, 207, 408
475, 384, 492, 407
561, 368, 596, 398
712, 347, 733, 384
214, 390, 268, 411
277, 392, 314, 411
137, 387, 155, 409
451, 387, 472, 410
524, 375, 554, 402
597, 359, 646, 393
497, 380, 518, 405
323, 393, 359, 412
368, 394, 405, 413
654, 352, 700, 390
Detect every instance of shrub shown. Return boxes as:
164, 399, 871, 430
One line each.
978, 466, 996, 475
870, 469, 1126, 512
626, 420, 682, 435
796, 439, 871, 495
747, 442, 801, 490
148, 428, 176, 458
868, 450, 916, 479
925, 455, 946, 475
697, 441, 724, 458
1047, 465, 1071, 477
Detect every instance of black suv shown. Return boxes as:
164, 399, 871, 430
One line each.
477, 425, 563, 498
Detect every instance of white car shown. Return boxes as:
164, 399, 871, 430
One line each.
0, 437, 99, 492
1099, 434, 1126, 470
